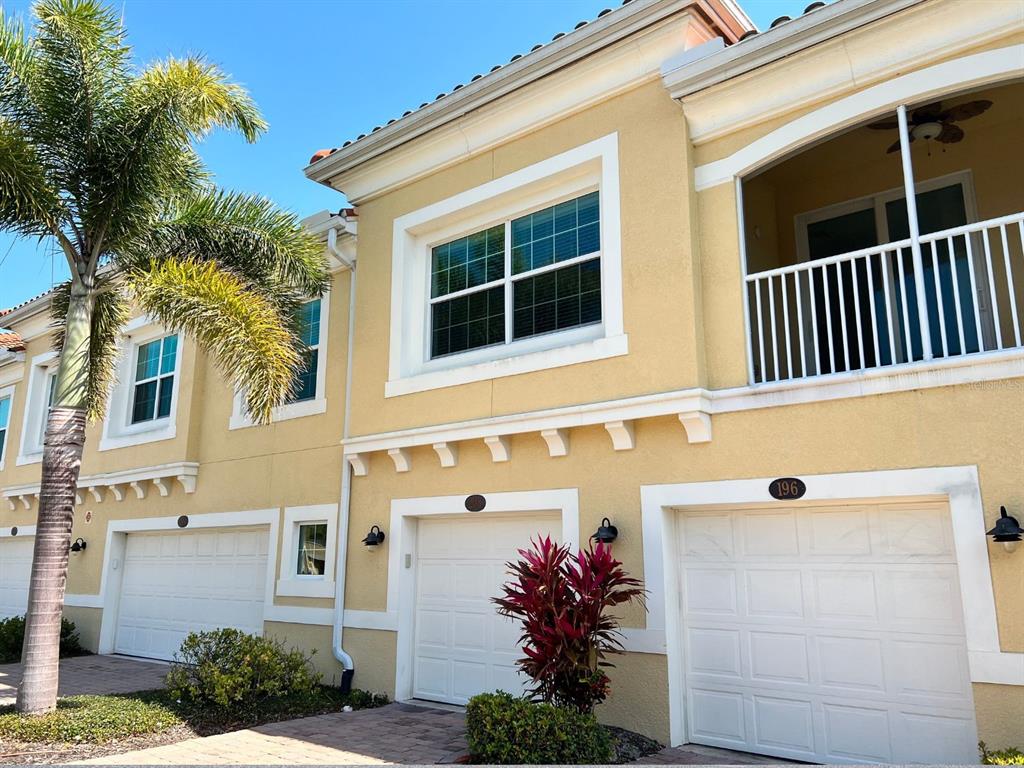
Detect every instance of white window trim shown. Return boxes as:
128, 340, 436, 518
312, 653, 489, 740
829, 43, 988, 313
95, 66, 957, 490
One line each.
0, 384, 15, 471
229, 290, 331, 430
386, 133, 626, 398
98, 317, 182, 452
276, 503, 337, 598
16, 351, 57, 466
639, 466, 1022, 747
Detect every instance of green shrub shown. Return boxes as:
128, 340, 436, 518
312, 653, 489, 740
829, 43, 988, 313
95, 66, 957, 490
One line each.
166, 629, 321, 717
466, 691, 614, 764
0, 615, 84, 664
0, 693, 180, 743
981, 742, 1024, 765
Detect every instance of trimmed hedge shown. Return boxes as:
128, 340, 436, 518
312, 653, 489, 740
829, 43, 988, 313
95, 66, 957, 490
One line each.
0, 615, 84, 664
981, 742, 1024, 765
466, 691, 613, 764
0, 693, 180, 743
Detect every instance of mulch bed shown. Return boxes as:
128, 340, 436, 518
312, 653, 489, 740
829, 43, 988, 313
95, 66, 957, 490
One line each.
607, 725, 664, 764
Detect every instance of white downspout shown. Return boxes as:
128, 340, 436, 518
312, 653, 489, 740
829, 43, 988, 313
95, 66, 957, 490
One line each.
328, 224, 356, 679
896, 104, 934, 362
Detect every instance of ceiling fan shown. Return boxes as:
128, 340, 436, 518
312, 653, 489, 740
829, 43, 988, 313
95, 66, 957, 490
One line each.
867, 99, 993, 153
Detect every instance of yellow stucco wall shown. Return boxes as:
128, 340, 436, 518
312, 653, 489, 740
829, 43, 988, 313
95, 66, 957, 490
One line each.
346, 80, 705, 438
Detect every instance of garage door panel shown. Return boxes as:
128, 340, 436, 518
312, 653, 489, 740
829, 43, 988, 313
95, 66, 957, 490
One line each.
413, 513, 560, 705
115, 528, 268, 660
822, 702, 892, 762
751, 694, 815, 754
679, 503, 976, 764
0, 538, 33, 618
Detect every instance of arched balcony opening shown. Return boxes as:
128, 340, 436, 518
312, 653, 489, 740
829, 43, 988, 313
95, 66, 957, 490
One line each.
739, 80, 1023, 384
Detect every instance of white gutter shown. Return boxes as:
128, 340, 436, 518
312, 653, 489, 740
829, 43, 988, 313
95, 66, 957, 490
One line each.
328, 224, 357, 678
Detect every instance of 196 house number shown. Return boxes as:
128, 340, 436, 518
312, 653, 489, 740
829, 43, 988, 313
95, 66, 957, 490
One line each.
769, 477, 807, 500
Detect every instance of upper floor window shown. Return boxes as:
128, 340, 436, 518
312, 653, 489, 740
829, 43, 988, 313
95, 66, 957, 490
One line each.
131, 334, 178, 424
387, 133, 626, 398
430, 191, 602, 359
0, 390, 11, 466
295, 522, 328, 576
289, 299, 321, 403
38, 370, 57, 443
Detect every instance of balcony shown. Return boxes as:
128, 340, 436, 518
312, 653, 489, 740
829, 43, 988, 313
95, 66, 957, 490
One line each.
740, 81, 1023, 385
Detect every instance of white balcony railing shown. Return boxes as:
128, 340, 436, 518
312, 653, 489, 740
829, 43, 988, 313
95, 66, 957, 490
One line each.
745, 212, 1024, 384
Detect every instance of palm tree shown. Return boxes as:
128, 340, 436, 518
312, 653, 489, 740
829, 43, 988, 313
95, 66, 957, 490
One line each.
1, 0, 327, 713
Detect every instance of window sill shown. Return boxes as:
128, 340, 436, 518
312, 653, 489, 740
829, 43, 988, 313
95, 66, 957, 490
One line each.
15, 451, 42, 467
385, 332, 629, 397
229, 397, 328, 431
98, 422, 176, 452
276, 578, 336, 599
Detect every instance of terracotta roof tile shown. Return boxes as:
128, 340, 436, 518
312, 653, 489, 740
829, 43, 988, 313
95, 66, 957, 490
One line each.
0, 332, 25, 352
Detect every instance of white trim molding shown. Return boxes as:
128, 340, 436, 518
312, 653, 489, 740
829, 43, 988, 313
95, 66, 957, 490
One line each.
276, 504, 338, 599
94, 509, 280, 654
16, 350, 57, 465
230, 289, 332, 430
344, 345, 1024, 471
2, 462, 199, 508
386, 133, 626, 398
0, 383, 15, 471
693, 44, 1024, 190
99, 319, 182, 452
384, 487, 581, 702
639, 466, 1022, 747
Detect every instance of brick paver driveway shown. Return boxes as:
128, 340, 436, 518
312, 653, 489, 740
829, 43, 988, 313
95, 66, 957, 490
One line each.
77, 699, 793, 766
0, 654, 168, 706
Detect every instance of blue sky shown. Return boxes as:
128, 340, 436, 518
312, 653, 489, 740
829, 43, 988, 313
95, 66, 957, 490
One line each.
0, 0, 802, 310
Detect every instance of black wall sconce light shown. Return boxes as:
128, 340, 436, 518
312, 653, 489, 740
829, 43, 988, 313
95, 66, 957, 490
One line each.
70, 537, 87, 553
591, 517, 618, 544
362, 525, 386, 549
987, 506, 1022, 553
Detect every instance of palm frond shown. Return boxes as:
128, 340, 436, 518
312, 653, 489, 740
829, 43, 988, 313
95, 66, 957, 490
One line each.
124, 189, 328, 302
0, 9, 37, 118
135, 56, 265, 142
50, 278, 130, 420
127, 257, 302, 424
0, 117, 63, 236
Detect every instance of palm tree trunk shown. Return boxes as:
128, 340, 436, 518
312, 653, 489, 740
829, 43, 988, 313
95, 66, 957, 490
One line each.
16, 281, 93, 715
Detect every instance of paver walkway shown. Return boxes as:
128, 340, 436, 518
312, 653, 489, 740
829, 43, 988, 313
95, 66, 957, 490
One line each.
0, 654, 168, 706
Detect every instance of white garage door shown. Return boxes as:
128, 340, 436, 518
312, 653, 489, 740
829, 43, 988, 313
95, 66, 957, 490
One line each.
678, 502, 977, 764
115, 527, 268, 660
413, 513, 561, 704
0, 537, 33, 618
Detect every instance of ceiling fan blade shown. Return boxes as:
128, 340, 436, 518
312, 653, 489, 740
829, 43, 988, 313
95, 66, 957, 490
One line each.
886, 137, 905, 153
940, 100, 993, 123
911, 101, 944, 122
936, 123, 965, 144
867, 120, 899, 130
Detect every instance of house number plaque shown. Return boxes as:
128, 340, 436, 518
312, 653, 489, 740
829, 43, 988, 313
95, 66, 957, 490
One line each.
769, 477, 806, 500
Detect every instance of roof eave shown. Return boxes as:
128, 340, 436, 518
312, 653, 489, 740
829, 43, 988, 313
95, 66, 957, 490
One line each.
662, 0, 925, 100
1, 292, 53, 328
305, 0, 750, 186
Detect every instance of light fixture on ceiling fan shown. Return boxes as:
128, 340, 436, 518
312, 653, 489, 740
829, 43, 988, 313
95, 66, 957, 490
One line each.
868, 98, 993, 153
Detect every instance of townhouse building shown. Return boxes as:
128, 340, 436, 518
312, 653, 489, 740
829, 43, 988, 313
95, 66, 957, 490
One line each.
2, 0, 1022, 762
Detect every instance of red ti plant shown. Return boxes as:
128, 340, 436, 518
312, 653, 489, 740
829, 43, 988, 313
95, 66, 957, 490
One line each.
493, 536, 645, 713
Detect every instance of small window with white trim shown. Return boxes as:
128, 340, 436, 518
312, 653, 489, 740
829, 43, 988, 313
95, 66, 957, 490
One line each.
130, 334, 178, 424
295, 522, 328, 576
287, 299, 321, 402
39, 370, 56, 442
0, 390, 11, 466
